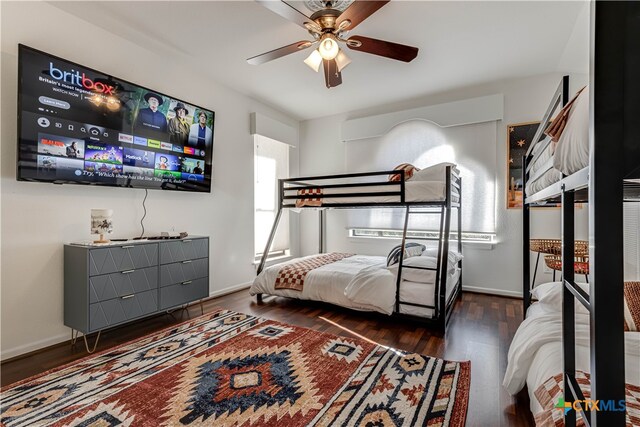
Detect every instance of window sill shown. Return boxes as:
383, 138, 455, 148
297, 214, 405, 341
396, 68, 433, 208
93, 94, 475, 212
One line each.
252, 254, 294, 267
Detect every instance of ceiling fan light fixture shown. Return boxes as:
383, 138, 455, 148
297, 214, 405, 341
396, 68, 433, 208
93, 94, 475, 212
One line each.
318, 34, 339, 60
334, 49, 351, 72
304, 49, 323, 72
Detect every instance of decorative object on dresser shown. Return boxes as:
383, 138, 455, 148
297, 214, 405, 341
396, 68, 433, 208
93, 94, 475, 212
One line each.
64, 236, 209, 353
0, 309, 470, 427
90, 209, 113, 243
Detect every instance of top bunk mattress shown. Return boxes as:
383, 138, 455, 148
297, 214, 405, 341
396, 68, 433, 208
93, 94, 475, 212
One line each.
284, 162, 460, 207
525, 86, 590, 197
285, 180, 457, 205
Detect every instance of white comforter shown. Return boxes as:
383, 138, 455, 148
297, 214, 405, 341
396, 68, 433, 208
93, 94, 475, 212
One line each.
503, 303, 640, 415
250, 254, 460, 316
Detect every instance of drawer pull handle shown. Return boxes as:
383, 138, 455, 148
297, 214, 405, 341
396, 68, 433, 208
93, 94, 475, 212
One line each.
122, 245, 135, 249
182, 260, 193, 264
181, 280, 192, 285
122, 270, 135, 274
121, 294, 135, 299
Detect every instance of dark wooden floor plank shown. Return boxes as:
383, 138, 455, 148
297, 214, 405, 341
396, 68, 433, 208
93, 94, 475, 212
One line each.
0, 290, 534, 426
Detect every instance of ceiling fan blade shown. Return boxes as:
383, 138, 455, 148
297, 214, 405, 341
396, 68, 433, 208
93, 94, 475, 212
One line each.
336, 1, 389, 31
247, 40, 314, 65
347, 36, 418, 62
323, 59, 342, 88
256, 0, 322, 33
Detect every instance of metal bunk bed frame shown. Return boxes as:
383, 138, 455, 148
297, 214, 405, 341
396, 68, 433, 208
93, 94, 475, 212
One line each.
256, 166, 462, 331
522, 3, 640, 426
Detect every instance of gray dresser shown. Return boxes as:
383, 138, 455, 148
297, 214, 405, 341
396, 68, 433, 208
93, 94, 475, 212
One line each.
64, 236, 209, 338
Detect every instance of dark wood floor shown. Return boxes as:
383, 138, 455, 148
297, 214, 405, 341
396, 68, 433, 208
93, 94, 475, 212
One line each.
1, 290, 534, 426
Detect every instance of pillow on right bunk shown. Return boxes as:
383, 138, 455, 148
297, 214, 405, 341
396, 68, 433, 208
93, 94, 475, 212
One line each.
553, 86, 589, 176
410, 162, 457, 182
388, 163, 420, 182
531, 281, 589, 316
422, 247, 464, 266
386, 242, 425, 267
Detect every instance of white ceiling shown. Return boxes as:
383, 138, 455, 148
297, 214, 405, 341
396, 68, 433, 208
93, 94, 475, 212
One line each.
51, 1, 589, 121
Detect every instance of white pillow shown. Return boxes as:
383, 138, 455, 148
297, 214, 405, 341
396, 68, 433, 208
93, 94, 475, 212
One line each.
531, 281, 589, 315
553, 86, 589, 175
410, 162, 457, 182
387, 255, 457, 283
422, 248, 463, 266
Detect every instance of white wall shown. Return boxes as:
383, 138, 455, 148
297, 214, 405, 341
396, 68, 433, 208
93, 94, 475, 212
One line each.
0, 1, 299, 358
299, 73, 590, 297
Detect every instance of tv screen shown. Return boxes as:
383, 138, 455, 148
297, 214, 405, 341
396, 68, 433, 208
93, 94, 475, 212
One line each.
17, 45, 214, 192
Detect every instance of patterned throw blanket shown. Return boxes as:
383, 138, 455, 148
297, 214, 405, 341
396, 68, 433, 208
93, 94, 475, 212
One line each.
534, 370, 640, 426
625, 281, 640, 331
295, 188, 323, 208
274, 253, 354, 291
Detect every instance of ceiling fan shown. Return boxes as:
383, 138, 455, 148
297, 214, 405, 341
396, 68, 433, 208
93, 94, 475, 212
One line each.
247, 0, 419, 88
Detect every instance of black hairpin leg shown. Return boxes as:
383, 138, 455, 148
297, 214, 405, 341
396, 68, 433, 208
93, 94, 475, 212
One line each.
71, 329, 101, 354
532, 252, 541, 288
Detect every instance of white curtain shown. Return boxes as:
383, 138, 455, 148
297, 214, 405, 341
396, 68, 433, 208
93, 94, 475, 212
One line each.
344, 119, 497, 233
254, 135, 290, 255
624, 203, 640, 280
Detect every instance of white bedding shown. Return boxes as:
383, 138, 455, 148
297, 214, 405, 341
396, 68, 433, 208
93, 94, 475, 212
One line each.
525, 168, 562, 196
503, 301, 640, 416
553, 86, 589, 176
525, 86, 590, 196
250, 254, 460, 317
530, 138, 554, 174
285, 180, 458, 204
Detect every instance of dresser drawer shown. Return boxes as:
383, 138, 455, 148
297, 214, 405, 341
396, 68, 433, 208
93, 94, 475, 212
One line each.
160, 259, 208, 288
89, 267, 158, 303
159, 239, 208, 264
89, 244, 158, 276
160, 277, 208, 310
89, 289, 158, 332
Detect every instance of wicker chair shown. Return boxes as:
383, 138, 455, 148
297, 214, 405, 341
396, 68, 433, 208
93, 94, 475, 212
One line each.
530, 239, 589, 285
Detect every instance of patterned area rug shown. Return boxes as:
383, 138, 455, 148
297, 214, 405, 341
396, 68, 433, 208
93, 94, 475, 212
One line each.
0, 309, 470, 426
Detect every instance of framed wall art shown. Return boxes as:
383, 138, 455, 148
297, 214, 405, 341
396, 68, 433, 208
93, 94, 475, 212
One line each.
507, 121, 546, 209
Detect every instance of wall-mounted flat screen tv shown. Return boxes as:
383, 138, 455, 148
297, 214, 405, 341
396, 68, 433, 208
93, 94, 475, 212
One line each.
17, 44, 214, 192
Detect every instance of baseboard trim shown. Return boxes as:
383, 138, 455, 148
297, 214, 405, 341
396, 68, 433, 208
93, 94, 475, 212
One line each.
462, 286, 522, 299
207, 282, 252, 299
1, 333, 73, 362
1, 282, 254, 362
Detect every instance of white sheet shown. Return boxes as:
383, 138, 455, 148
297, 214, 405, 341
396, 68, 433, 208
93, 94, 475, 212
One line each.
250, 254, 460, 317
503, 302, 640, 416
398, 269, 461, 317
530, 139, 554, 174
525, 168, 562, 196
345, 265, 460, 316
284, 180, 459, 204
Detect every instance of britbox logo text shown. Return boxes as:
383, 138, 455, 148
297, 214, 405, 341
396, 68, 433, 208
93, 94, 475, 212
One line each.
48, 62, 115, 95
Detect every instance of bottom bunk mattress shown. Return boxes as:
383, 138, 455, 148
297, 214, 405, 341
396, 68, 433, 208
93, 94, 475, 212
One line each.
250, 253, 460, 317
503, 285, 640, 423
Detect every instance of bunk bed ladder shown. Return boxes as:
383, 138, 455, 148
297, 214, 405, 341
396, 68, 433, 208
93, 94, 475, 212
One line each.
394, 168, 456, 329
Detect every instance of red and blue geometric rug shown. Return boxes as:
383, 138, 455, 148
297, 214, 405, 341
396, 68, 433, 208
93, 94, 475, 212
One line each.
0, 309, 470, 426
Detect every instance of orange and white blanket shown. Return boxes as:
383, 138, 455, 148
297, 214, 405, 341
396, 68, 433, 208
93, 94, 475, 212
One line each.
274, 253, 354, 291
534, 370, 640, 426
295, 188, 323, 208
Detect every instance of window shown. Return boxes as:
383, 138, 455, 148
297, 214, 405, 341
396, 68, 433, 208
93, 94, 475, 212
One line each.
349, 228, 495, 243
254, 135, 290, 260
